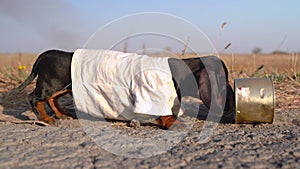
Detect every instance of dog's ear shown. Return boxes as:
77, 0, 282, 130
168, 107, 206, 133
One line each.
198, 69, 211, 109
185, 58, 203, 72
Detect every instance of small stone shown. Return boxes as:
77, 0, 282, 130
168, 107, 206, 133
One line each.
129, 119, 141, 129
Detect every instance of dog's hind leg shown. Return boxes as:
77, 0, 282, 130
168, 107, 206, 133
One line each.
35, 101, 56, 124
47, 89, 74, 120
28, 92, 56, 125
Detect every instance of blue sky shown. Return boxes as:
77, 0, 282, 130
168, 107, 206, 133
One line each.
0, 0, 299, 53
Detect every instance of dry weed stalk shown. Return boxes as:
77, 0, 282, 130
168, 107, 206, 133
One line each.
252, 54, 256, 74
0, 113, 50, 126
290, 53, 298, 77
181, 36, 190, 58
221, 43, 231, 54
123, 37, 128, 53
231, 53, 234, 73
221, 22, 227, 29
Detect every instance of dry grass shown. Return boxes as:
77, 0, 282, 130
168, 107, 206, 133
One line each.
0, 53, 37, 67
219, 53, 299, 76
182, 53, 299, 75
180, 53, 300, 85
0, 53, 37, 85
219, 53, 300, 86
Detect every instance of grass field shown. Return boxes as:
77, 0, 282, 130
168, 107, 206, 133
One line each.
0, 53, 37, 68
0, 53, 37, 84
219, 53, 299, 78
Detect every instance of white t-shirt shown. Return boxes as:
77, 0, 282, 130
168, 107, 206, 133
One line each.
71, 49, 178, 121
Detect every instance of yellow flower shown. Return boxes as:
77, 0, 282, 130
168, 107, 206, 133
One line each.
18, 65, 26, 71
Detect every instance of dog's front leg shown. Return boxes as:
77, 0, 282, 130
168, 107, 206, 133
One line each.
155, 115, 183, 130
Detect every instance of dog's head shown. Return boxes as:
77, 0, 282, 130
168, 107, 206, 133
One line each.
179, 56, 235, 116
200, 56, 235, 116
169, 56, 235, 120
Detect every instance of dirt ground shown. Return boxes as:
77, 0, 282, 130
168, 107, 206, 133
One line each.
0, 79, 299, 169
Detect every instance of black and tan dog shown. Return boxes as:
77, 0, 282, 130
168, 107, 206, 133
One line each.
6, 50, 235, 129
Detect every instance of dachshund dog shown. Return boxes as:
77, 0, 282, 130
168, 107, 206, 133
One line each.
6, 50, 235, 129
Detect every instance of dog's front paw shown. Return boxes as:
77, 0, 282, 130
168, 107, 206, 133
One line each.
157, 115, 184, 130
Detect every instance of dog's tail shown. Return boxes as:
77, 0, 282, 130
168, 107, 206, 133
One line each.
5, 59, 39, 100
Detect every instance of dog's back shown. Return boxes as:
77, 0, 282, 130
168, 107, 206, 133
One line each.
32, 50, 73, 99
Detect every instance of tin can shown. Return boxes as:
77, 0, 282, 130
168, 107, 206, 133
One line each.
234, 78, 275, 124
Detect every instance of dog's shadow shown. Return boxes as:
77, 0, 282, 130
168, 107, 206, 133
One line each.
1, 92, 76, 121
1, 92, 31, 121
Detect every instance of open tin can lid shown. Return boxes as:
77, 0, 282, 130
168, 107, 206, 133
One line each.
234, 78, 275, 124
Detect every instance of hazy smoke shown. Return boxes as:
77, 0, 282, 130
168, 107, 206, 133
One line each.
0, 0, 86, 51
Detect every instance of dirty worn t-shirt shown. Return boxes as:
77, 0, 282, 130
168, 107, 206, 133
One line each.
71, 49, 177, 120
